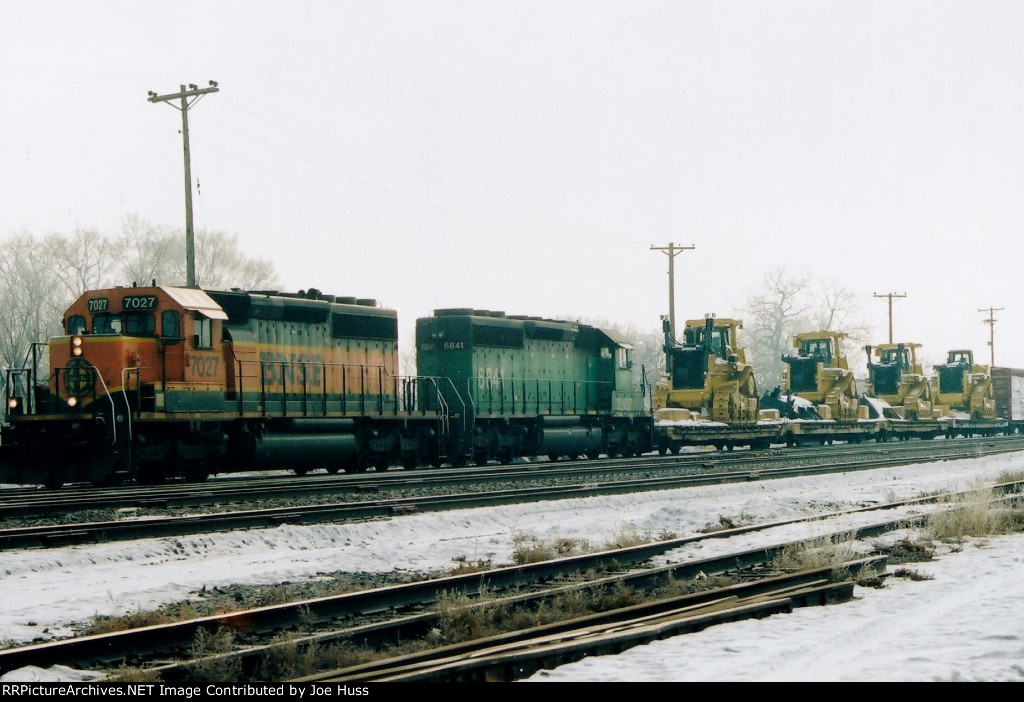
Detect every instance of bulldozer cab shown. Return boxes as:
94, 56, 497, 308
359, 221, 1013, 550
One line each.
946, 350, 974, 366
797, 337, 834, 365
666, 317, 743, 391
682, 322, 732, 359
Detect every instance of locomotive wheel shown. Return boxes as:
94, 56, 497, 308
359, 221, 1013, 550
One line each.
326, 465, 341, 474
293, 467, 309, 476
137, 464, 166, 485
184, 464, 210, 482
586, 450, 601, 460
44, 467, 66, 490
548, 454, 560, 462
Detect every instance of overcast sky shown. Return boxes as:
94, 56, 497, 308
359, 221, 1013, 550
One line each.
2, 1, 1023, 367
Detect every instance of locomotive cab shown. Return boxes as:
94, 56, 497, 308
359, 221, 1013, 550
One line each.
45, 286, 229, 416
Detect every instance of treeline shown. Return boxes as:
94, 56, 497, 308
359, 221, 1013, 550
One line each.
0, 214, 278, 373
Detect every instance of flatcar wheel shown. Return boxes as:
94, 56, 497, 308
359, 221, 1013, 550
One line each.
326, 465, 341, 474
293, 467, 309, 477
658, 445, 668, 456
548, 454, 560, 462
586, 450, 601, 460
402, 453, 420, 470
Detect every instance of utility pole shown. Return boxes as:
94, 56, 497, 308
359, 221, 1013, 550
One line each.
979, 306, 1004, 369
147, 81, 220, 288
873, 292, 906, 344
650, 243, 695, 340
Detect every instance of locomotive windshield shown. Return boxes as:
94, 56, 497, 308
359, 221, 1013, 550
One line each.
93, 313, 122, 334
91, 312, 156, 335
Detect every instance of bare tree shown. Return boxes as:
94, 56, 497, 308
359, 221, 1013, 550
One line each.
191, 230, 279, 290
49, 228, 113, 299
115, 214, 180, 287
812, 279, 871, 379
0, 216, 282, 381
0, 232, 64, 379
741, 268, 813, 393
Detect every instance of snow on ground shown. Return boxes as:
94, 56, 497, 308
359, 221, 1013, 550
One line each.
2, 451, 1024, 681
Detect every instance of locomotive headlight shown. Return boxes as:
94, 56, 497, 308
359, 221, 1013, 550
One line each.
8, 398, 17, 410
67, 396, 78, 408
71, 336, 84, 357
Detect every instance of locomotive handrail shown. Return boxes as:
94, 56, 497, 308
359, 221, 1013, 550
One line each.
228, 359, 458, 432
120, 367, 144, 443
465, 375, 612, 416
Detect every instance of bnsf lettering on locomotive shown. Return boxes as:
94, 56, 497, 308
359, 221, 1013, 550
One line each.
87, 298, 109, 313
122, 295, 158, 310
259, 351, 324, 386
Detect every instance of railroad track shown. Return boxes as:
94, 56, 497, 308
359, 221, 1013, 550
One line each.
5, 435, 1023, 522
2, 437, 1022, 550
297, 568, 868, 683
2, 481, 1019, 680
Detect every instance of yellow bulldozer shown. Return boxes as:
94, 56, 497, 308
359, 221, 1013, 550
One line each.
777, 331, 860, 421
931, 349, 996, 419
864, 342, 933, 420
653, 315, 759, 423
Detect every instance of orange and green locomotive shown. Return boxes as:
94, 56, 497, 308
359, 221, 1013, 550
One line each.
1, 285, 447, 487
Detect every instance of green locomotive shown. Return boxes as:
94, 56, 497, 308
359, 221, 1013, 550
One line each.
415, 309, 653, 464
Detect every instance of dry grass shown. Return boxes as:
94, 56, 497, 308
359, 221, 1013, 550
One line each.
892, 567, 934, 581
510, 530, 593, 564
85, 601, 207, 635
447, 556, 494, 575
772, 533, 858, 573
107, 665, 162, 682
186, 628, 241, 682
925, 489, 1022, 542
